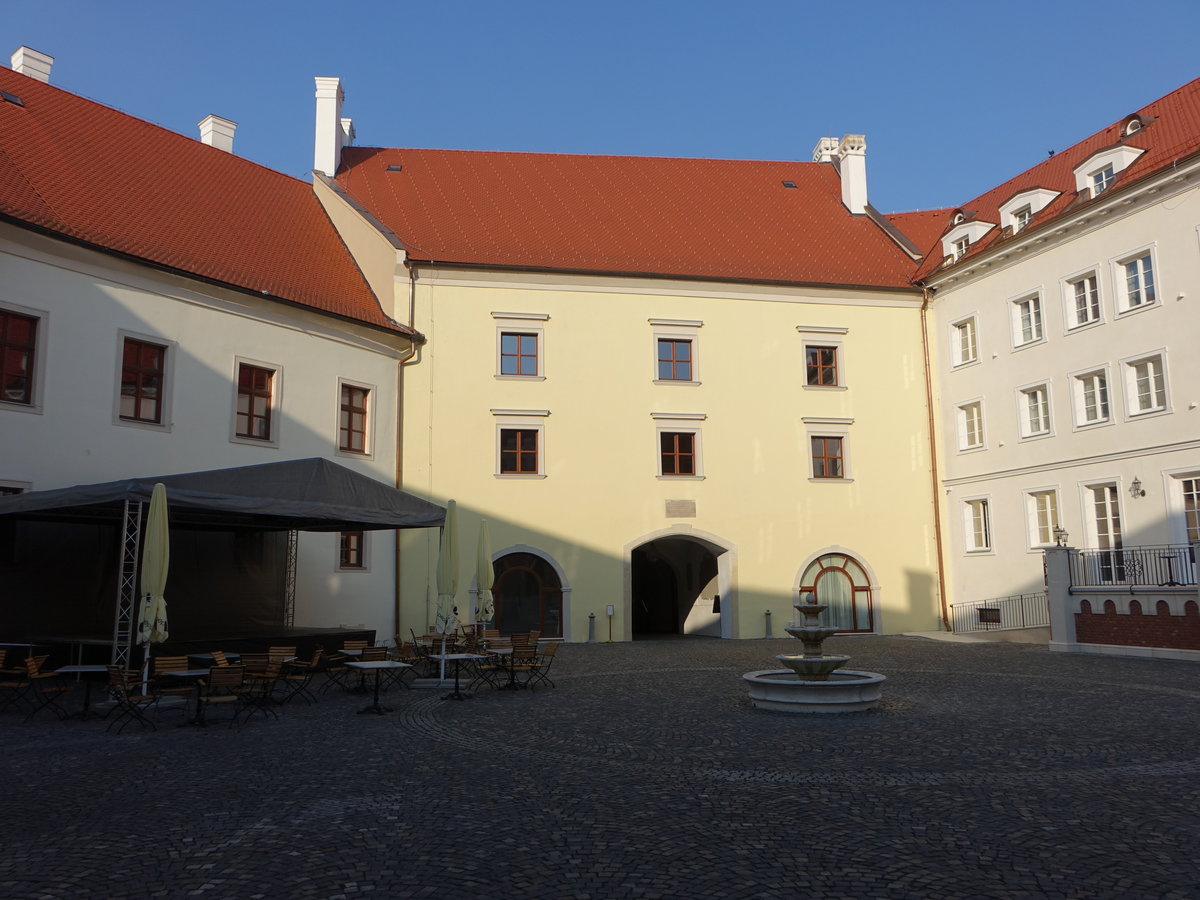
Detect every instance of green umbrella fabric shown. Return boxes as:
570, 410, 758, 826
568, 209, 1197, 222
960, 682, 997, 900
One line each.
475, 518, 494, 626
137, 482, 170, 645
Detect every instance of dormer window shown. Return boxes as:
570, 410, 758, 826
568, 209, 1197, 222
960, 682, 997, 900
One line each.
1073, 145, 1144, 198
940, 219, 995, 264
952, 212, 966, 225
998, 188, 1059, 234
1091, 164, 1115, 197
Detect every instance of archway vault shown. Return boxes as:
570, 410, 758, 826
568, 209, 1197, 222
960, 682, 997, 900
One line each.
623, 526, 737, 641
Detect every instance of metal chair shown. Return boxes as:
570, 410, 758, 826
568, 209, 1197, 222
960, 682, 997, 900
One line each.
105, 666, 158, 733
22, 655, 73, 722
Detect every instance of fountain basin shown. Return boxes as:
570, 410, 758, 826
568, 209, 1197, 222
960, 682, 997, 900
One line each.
743, 668, 886, 714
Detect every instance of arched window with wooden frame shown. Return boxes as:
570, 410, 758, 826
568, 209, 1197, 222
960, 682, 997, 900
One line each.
493, 552, 563, 638
799, 553, 874, 633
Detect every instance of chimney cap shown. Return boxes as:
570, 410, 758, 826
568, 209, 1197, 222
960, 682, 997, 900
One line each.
198, 114, 237, 153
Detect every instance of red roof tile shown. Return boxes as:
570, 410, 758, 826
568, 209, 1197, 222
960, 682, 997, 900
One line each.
915, 77, 1200, 281
336, 147, 921, 290
0, 68, 402, 334
884, 208, 955, 257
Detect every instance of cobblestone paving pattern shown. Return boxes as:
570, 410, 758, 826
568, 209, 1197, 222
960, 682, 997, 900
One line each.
2, 636, 1199, 899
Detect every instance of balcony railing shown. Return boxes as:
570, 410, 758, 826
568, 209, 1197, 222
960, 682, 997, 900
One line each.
1070, 544, 1196, 588
950, 592, 1048, 633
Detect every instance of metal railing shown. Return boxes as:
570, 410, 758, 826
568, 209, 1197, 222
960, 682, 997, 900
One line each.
1070, 544, 1196, 588
950, 592, 1048, 633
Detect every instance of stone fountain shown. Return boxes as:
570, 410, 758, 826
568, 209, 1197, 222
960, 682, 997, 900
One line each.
743, 592, 885, 713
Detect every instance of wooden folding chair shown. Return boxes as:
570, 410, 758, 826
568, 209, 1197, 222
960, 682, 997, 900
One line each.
22, 655, 73, 722
105, 667, 159, 733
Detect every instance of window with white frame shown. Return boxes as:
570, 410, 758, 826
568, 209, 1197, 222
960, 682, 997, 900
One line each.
797, 325, 848, 389
1181, 476, 1200, 543
1091, 164, 1115, 197
650, 319, 702, 384
802, 417, 853, 481
1011, 294, 1043, 346
951, 317, 977, 366
1072, 369, 1110, 426
115, 331, 175, 430
952, 236, 970, 261
1124, 353, 1168, 416
493, 311, 548, 380
1012, 205, 1032, 232
964, 498, 992, 553
492, 408, 549, 477
1027, 489, 1060, 547
652, 412, 706, 478
957, 401, 984, 450
1066, 273, 1101, 329
337, 379, 373, 456
1019, 384, 1051, 438
233, 359, 280, 446
1117, 252, 1156, 311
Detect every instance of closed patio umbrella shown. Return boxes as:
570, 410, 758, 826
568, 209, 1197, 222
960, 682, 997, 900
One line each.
475, 519, 494, 633
137, 483, 170, 684
434, 499, 459, 680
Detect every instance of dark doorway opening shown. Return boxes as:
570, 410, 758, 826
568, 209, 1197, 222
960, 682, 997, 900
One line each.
631, 537, 720, 639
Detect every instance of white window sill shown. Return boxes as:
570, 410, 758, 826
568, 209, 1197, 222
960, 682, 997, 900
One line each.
1011, 338, 1046, 353
653, 379, 702, 386
964, 549, 995, 556
337, 566, 371, 574
230, 434, 280, 449
808, 477, 854, 483
802, 384, 848, 391
657, 475, 705, 481
1018, 431, 1054, 443
0, 400, 42, 415
1065, 319, 1103, 335
1115, 301, 1157, 319
1125, 407, 1171, 422
1071, 419, 1113, 432
114, 417, 172, 434
951, 359, 980, 370
957, 444, 987, 454
336, 448, 374, 462
494, 473, 547, 480
495, 374, 546, 381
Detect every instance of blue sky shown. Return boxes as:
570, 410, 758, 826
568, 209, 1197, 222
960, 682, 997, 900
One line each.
9, 1, 1200, 212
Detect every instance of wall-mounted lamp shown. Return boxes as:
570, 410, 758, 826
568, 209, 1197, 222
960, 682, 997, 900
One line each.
1053, 525, 1069, 547
1130, 477, 1146, 499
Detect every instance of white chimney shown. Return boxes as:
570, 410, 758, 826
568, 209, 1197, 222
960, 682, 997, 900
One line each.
314, 76, 345, 178
340, 117, 355, 148
837, 134, 868, 214
812, 137, 839, 163
198, 114, 237, 153
11, 46, 53, 83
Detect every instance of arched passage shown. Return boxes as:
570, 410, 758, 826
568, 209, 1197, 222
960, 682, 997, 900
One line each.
491, 549, 565, 638
627, 530, 732, 639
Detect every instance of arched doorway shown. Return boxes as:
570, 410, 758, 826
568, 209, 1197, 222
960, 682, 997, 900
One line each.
798, 552, 875, 633
492, 551, 563, 638
630, 536, 721, 639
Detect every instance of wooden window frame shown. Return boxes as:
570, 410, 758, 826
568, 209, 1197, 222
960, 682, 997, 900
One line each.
660, 431, 696, 477
810, 436, 844, 479
657, 338, 693, 382
119, 336, 167, 424
805, 345, 839, 386
499, 428, 540, 475
235, 362, 275, 442
500, 332, 539, 377
338, 381, 371, 455
0, 309, 37, 406
339, 530, 367, 570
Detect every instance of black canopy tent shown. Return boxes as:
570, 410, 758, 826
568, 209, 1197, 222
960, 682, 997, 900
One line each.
0, 458, 445, 667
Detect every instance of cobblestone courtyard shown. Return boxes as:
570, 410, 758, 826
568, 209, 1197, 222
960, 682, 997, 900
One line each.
2, 636, 1198, 899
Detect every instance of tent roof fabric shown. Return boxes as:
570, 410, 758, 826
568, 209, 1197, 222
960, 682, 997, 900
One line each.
0, 458, 445, 532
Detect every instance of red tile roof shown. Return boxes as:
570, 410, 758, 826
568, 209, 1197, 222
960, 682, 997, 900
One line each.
336, 147, 921, 290
0, 68, 403, 334
883, 208, 955, 257
915, 77, 1200, 281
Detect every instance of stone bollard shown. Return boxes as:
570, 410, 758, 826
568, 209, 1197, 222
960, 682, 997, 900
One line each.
588, 611, 596, 643
765, 609, 773, 639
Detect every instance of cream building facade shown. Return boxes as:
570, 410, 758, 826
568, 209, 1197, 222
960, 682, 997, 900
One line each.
313, 80, 947, 643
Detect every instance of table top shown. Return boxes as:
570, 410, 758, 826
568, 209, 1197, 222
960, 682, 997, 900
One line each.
55, 665, 108, 674
188, 652, 243, 662
486, 647, 513, 656
338, 648, 363, 656
162, 669, 209, 678
346, 660, 412, 670
430, 653, 487, 661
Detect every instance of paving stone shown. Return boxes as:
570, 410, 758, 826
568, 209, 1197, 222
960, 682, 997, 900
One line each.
3, 636, 1200, 897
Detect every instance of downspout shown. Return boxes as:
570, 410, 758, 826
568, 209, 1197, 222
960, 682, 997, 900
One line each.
393, 262, 421, 642
921, 288, 952, 631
